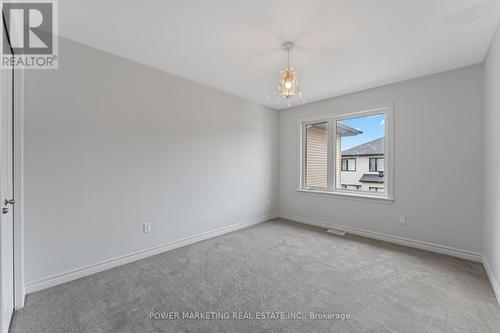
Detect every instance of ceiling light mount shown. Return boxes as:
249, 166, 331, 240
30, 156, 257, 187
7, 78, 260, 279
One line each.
282, 41, 294, 51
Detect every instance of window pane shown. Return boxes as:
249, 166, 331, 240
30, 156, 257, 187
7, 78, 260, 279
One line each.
341, 159, 347, 171
378, 158, 384, 172
337, 113, 385, 193
348, 158, 356, 171
305, 122, 328, 188
369, 158, 376, 172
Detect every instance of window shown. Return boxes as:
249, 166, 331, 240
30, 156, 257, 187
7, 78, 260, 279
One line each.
369, 158, 384, 172
342, 184, 361, 190
341, 158, 356, 171
300, 105, 393, 200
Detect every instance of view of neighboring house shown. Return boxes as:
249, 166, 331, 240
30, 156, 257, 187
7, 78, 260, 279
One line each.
341, 137, 384, 192
305, 122, 362, 189
305, 120, 385, 193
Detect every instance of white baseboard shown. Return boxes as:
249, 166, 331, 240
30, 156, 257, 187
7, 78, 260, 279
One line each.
482, 255, 500, 306
277, 212, 483, 262
26, 214, 276, 294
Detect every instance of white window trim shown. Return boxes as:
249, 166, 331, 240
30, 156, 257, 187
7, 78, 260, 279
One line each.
297, 103, 394, 202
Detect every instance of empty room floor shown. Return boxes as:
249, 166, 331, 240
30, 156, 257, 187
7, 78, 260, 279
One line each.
10, 219, 500, 332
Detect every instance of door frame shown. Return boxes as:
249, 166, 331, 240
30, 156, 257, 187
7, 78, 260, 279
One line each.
1, 0, 26, 313
1, 65, 25, 312
13, 68, 24, 310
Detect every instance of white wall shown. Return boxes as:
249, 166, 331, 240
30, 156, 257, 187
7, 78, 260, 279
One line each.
23, 38, 278, 285
484, 23, 500, 300
279, 65, 483, 253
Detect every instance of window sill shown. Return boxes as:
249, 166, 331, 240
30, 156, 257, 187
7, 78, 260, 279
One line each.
296, 188, 394, 203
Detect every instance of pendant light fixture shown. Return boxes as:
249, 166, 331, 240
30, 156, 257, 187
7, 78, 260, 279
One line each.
268, 42, 304, 107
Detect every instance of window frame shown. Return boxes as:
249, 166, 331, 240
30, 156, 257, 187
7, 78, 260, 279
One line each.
341, 158, 356, 172
298, 103, 394, 202
369, 157, 384, 172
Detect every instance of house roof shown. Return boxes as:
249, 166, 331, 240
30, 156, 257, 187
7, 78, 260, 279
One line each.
342, 137, 384, 156
359, 173, 384, 183
337, 123, 362, 137
310, 122, 361, 138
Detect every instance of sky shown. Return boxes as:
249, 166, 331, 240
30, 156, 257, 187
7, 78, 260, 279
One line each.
340, 114, 385, 151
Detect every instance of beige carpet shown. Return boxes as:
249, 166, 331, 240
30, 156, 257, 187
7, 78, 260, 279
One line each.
10, 219, 500, 332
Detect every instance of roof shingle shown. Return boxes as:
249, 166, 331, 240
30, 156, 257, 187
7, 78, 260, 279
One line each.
359, 173, 384, 183
342, 137, 384, 156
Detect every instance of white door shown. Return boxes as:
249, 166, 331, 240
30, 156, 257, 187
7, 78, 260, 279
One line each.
0, 58, 14, 332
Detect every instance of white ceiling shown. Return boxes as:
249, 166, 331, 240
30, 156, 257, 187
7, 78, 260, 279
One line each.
58, 0, 500, 109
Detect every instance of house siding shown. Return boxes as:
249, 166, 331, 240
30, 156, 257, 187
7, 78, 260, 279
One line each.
305, 126, 328, 188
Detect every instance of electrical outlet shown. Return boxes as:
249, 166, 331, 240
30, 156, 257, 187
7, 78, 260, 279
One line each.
143, 223, 151, 233
399, 216, 406, 225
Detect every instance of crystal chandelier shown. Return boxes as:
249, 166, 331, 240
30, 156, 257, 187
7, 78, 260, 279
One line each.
268, 42, 304, 106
